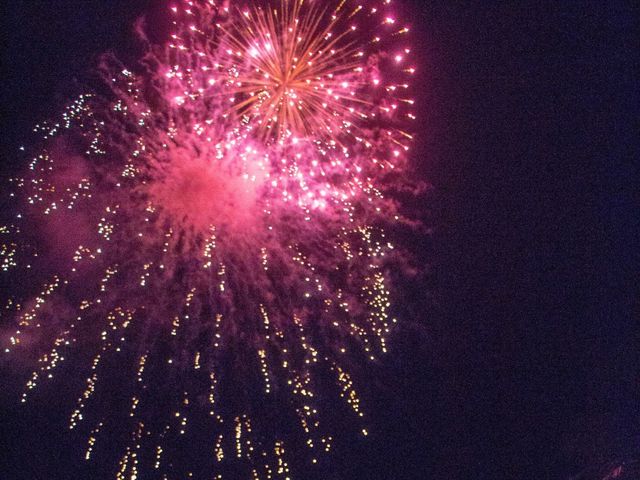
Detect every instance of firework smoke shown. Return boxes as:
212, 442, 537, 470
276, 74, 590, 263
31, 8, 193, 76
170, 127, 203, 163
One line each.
1, 0, 418, 477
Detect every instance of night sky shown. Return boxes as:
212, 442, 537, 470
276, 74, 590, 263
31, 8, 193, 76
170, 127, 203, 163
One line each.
1, 1, 638, 479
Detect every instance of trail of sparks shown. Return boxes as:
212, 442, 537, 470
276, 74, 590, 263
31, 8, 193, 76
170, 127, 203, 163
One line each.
1, 0, 418, 477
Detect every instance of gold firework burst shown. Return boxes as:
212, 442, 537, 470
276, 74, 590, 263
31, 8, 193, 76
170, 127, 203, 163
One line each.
221, 0, 368, 141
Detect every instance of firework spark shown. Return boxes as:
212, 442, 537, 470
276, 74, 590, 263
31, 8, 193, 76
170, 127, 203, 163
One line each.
221, 0, 372, 141
1, 0, 417, 477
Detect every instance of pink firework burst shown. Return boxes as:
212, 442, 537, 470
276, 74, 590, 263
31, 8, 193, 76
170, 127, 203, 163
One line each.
1, 0, 419, 477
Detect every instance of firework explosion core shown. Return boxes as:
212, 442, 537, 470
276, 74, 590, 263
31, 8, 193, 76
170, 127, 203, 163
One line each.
1, 0, 417, 477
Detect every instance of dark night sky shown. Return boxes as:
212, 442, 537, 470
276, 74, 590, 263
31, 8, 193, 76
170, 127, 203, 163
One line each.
1, 1, 638, 479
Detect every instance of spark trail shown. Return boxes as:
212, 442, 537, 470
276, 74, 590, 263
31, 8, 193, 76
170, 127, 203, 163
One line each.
1, 0, 419, 477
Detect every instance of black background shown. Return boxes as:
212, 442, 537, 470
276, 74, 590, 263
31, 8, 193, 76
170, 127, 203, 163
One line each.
1, 1, 638, 479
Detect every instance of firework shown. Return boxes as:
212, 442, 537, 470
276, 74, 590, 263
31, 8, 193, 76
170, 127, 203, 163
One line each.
1, 0, 417, 477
